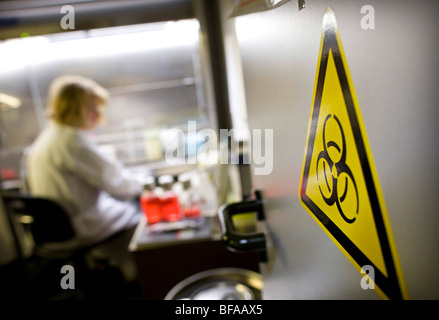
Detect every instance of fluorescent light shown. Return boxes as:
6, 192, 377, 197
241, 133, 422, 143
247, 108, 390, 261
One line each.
0, 19, 200, 73
0, 93, 21, 109
0, 36, 50, 73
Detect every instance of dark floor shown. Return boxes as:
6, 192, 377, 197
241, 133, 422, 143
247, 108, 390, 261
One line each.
0, 255, 143, 300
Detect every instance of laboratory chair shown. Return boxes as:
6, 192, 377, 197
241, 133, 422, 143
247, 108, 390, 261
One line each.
1, 191, 130, 300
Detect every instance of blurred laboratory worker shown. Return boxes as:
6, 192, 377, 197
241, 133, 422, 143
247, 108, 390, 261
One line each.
25, 75, 144, 284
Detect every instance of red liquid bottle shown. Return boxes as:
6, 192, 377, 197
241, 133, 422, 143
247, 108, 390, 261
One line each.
158, 175, 181, 222
140, 177, 162, 224
184, 205, 201, 218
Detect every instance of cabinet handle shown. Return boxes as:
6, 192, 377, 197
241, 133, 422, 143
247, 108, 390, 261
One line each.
218, 190, 267, 262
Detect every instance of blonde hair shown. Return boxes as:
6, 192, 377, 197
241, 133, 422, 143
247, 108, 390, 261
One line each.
46, 75, 109, 128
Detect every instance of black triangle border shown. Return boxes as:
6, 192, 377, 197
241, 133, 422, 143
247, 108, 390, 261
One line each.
299, 16, 403, 300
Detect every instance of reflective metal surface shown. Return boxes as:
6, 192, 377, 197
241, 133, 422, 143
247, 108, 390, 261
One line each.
165, 268, 263, 300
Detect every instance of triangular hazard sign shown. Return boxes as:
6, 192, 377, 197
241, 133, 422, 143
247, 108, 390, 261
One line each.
299, 8, 408, 300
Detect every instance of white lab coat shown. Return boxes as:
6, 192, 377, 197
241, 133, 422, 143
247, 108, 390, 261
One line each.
26, 121, 143, 250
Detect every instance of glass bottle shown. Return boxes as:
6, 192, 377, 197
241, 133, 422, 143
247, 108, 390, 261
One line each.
140, 176, 162, 224
179, 174, 201, 219
192, 166, 218, 217
158, 175, 181, 222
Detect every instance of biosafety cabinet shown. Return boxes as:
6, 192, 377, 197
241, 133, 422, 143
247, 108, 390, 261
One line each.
1, 0, 439, 300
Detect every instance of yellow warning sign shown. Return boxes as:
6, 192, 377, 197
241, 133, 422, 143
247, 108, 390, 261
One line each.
299, 8, 408, 300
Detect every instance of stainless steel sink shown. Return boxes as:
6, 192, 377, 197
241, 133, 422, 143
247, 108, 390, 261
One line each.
164, 268, 263, 300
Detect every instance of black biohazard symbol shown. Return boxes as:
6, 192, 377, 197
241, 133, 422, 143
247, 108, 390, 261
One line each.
316, 114, 359, 223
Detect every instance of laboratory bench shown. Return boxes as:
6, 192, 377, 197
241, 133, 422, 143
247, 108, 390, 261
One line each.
128, 215, 260, 300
